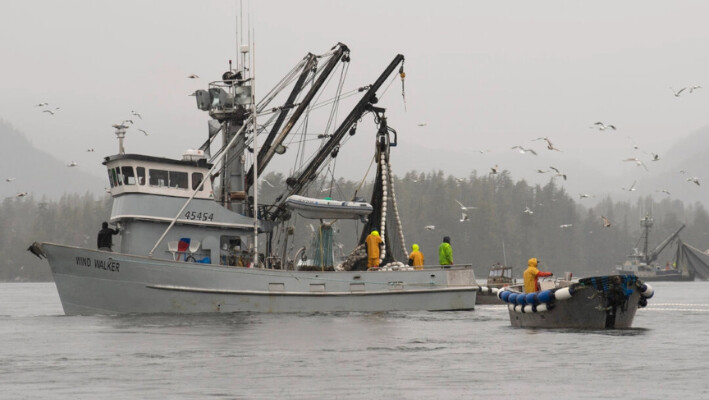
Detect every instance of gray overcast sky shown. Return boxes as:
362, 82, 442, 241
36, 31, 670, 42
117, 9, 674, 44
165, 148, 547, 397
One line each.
2, 1, 709, 197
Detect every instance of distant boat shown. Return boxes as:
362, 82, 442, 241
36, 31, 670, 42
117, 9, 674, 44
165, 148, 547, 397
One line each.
498, 275, 653, 329
614, 215, 700, 281
476, 263, 515, 305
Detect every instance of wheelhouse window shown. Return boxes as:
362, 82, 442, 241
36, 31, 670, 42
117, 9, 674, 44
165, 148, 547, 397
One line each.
136, 167, 146, 185
192, 172, 204, 191
149, 169, 168, 187
113, 168, 122, 186
121, 166, 136, 185
107, 170, 115, 188
170, 171, 188, 189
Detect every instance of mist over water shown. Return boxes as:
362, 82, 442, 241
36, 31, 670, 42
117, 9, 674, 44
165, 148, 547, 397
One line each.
1, 281, 707, 399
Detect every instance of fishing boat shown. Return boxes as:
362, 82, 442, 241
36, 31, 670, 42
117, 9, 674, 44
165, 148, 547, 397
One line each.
475, 263, 515, 305
497, 275, 654, 329
31, 42, 478, 315
614, 215, 694, 281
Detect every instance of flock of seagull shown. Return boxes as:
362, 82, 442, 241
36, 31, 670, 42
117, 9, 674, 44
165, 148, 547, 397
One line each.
415, 85, 704, 231
8, 104, 154, 198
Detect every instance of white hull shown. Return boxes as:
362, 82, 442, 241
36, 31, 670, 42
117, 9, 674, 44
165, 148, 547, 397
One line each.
42, 243, 477, 315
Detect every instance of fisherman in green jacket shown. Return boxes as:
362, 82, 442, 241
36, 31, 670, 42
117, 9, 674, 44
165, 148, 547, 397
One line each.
438, 236, 453, 265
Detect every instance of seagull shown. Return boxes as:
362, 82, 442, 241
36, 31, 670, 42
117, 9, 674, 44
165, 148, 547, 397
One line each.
623, 157, 648, 171
560, 224, 573, 228
657, 189, 671, 196
687, 177, 700, 186
679, 169, 688, 174
622, 181, 637, 192
523, 206, 533, 215
651, 153, 660, 161
417, 122, 427, 127
475, 149, 491, 154
405, 177, 419, 183
424, 225, 436, 231
601, 216, 611, 228
122, 119, 134, 126
42, 109, 55, 115
511, 145, 538, 155
490, 165, 499, 174
187, 74, 200, 79
67, 161, 78, 167
460, 213, 470, 222
86, 148, 94, 152
671, 87, 687, 97
27, 242, 46, 259
534, 137, 562, 152
261, 179, 274, 188
549, 166, 567, 181
138, 129, 149, 136
689, 85, 702, 93
579, 193, 592, 199
16, 192, 28, 197
34, 102, 49, 107
455, 200, 477, 211
5, 178, 15, 182
592, 122, 616, 131
454, 177, 465, 184
131, 110, 142, 119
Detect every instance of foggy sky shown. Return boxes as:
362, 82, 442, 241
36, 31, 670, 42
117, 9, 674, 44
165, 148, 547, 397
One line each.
2, 1, 709, 203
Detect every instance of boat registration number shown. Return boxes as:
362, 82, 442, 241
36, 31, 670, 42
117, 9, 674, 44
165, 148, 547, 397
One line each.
184, 211, 214, 221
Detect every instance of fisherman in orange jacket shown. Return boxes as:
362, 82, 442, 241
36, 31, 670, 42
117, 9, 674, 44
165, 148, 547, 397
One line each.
366, 230, 383, 269
408, 243, 424, 270
523, 257, 553, 293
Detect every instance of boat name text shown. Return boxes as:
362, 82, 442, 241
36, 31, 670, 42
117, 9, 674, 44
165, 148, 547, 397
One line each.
75, 257, 120, 272
184, 211, 214, 221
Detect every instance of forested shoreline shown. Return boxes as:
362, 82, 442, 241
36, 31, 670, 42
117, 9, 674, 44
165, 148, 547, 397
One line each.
2, 170, 708, 281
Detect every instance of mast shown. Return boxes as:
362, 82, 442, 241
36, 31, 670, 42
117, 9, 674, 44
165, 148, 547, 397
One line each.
244, 44, 349, 193
269, 53, 406, 222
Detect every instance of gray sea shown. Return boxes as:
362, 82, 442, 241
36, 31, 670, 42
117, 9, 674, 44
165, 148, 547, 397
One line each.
0, 281, 707, 399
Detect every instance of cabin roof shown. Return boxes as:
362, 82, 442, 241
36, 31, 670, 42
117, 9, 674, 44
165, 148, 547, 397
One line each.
103, 154, 212, 168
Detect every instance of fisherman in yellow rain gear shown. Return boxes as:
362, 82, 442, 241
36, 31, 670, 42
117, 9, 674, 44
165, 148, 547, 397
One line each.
408, 243, 424, 270
523, 257, 553, 293
366, 230, 383, 269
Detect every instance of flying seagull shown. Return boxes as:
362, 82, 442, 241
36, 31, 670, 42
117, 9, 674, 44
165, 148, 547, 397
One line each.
671, 87, 687, 97
138, 129, 149, 136
687, 177, 700, 186
623, 157, 648, 171
622, 181, 637, 192
549, 166, 567, 181
187, 74, 200, 79
455, 200, 477, 211
536, 169, 549, 174
579, 193, 592, 199
34, 102, 49, 107
131, 110, 142, 119
67, 161, 78, 167
460, 213, 470, 222
689, 85, 702, 93
534, 137, 562, 152
651, 153, 660, 161
560, 224, 573, 228
5, 178, 15, 182
511, 145, 538, 155
490, 165, 499, 174
523, 206, 533, 215
16, 192, 28, 197
592, 122, 616, 131
42, 109, 55, 115
601, 216, 611, 228
657, 189, 671, 196
86, 148, 94, 152
261, 179, 274, 188
424, 225, 435, 231
417, 122, 427, 127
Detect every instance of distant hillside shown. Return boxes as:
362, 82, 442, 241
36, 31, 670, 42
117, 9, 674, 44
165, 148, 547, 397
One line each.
0, 119, 105, 199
